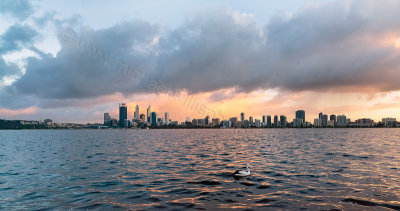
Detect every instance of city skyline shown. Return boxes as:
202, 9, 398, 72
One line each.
1, 1, 400, 123
100, 103, 396, 128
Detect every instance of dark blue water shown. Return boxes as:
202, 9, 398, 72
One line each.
0, 129, 399, 210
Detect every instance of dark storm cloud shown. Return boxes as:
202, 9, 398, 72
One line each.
2, 0, 400, 109
0, 0, 34, 20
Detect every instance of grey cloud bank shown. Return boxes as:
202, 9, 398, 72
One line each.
1, 0, 400, 110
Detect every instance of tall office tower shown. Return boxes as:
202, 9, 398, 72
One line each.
205, 116, 210, 125
140, 114, 146, 122
274, 115, 278, 127
295, 110, 305, 123
294, 110, 305, 127
119, 103, 128, 128
134, 104, 139, 120
262, 115, 266, 124
249, 116, 254, 125
104, 113, 111, 125
322, 114, 328, 127
280, 115, 287, 128
151, 112, 158, 127
147, 105, 151, 123
165, 112, 170, 125
337, 115, 347, 127
330, 114, 336, 126
267, 115, 272, 127
240, 112, 245, 122
255, 119, 261, 128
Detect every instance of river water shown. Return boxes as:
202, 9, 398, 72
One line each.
0, 129, 399, 210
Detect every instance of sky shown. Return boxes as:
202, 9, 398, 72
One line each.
1, 0, 400, 123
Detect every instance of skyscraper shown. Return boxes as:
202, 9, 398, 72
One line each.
104, 113, 111, 126
119, 103, 127, 128
249, 116, 254, 125
205, 116, 210, 125
140, 114, 146, 122
267, 115, 272, 127
274, 115, 278, 127
147, 105, 151, 123
330, 114, 336, 126
295, 110, 305, 127
262, 115, 266, 125
280, 115, 287, 128
165, 112, 170, 125
240, 112, 245, 122
151, 112, 158, 127
134, 104, 139, 120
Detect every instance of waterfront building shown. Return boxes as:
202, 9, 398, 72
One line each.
330, 114, 336, 126
151, 112, 158, 127
295, 110, 305, 124
280, 115, 287, 128
327, 120, 335, 127
192, 119, 198, 126
229, 117, 238, 127
147, 105, 151, 123
119, 103, 128, 128
165, 112, 170, 125
337, 115, 347, 127
356, 118, 374, 127
140, 114, 146, 122
211, 118, 220, 127
240, 112, 245, 122
262, 115, 266, 125
104, 113, 111, 125
197, 119, 206, 126
314, 118, 320, 127
221, 120, 231, 128
274, 115, 278, 127
267, 116, 272, 127
382, 118, 397, 127
255, 119, 261, 128
205, 116, 210, 125
134, 104, 139, 120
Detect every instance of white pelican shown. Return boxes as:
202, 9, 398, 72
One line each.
233, 164, 251, 177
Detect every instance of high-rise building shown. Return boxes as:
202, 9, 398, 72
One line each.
267, 116, 272, 127
119, 103, 128, 127
294, 110, 305, 127
337, 115, 347, 127
205, 116, 210, 125
296, 110, 305, 121
186, 116, 191, 122
140, 114, 146, 122
134, 104, 139, 120
165, 112, 170, 125
240, 112, 245, 122
322, 114, 328, 127
330, 114, 336, 126
104, 113, 111, 125
249, 116, 254, 125
212, 118, 220, 127
147, 105, 151, 123
274, 115, 278, 127
151, 112, 158, 127
262, 115, 266, 124
255, 119, 261, 128
229, 117, 238, 127
280, 115, 287, 128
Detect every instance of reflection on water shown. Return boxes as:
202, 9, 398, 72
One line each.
0, 129, 399, 210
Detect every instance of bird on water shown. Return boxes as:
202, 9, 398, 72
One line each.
233, 163, 251, 178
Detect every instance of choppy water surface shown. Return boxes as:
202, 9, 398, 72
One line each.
1, 129, 400, 210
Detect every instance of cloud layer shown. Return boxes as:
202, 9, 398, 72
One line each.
1, 0, 400, 111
